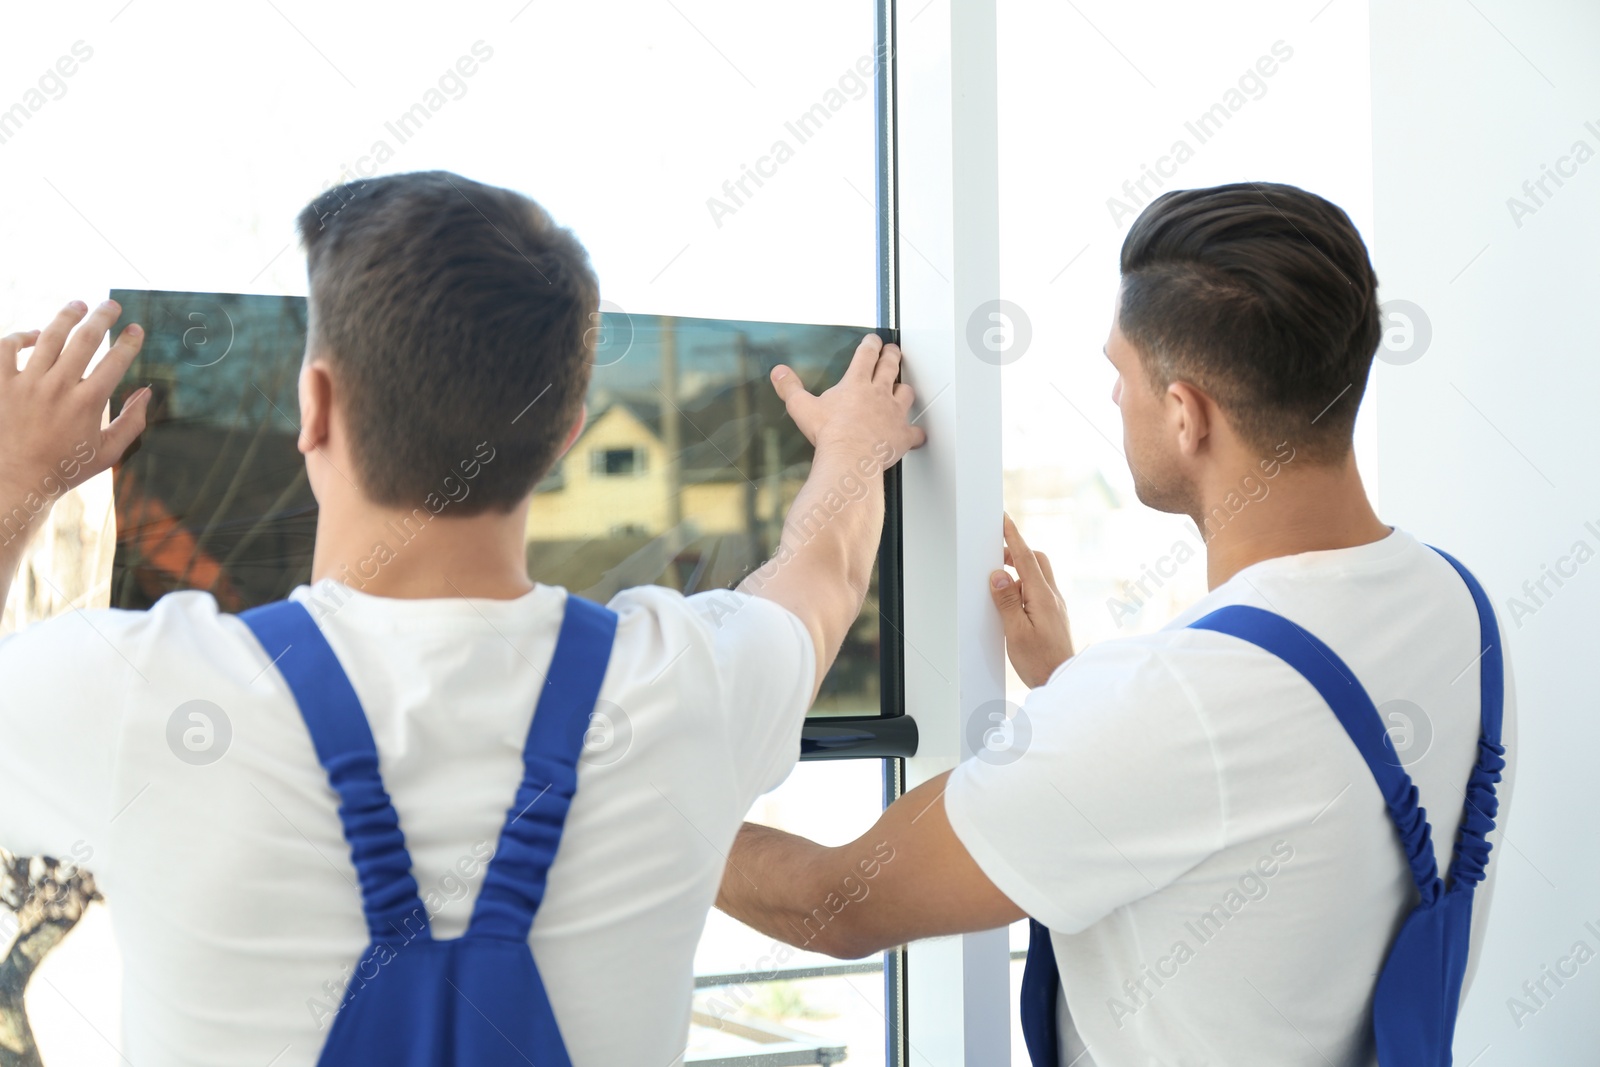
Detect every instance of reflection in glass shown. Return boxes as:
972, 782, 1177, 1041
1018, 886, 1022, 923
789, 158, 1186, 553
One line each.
107, 290, 887, 716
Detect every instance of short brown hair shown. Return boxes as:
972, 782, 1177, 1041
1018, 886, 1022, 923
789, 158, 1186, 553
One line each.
1118, 182, 1381, 462
297, 170, 598, 513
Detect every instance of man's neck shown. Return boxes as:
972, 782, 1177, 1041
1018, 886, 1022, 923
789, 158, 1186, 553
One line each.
1196, 454, 1391, 590
309, 498, 535, 601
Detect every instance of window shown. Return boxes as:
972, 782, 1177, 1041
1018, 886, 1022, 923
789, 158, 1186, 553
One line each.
691, 760, 891, 1064
590, 447, 647, 477
106, 294, 902, 730
4, 1, 906, 1063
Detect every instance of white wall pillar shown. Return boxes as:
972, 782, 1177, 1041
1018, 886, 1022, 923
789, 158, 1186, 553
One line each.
897, 0, 1012, 1062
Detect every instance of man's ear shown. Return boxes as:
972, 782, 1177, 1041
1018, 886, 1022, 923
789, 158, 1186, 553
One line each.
555, 404, 588, 459
298, 359, 334, 456
1165, 380, 1213, 458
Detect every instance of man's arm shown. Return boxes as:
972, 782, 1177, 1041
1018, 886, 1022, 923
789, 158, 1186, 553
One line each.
716, 771, 1025, 958
738, 333, 924, 698
0, 300, 150, 860
717, 515, 1075, 953
0, 300, 150, 611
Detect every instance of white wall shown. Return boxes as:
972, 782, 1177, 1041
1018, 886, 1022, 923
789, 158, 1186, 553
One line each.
1369, 1, 1600, 1061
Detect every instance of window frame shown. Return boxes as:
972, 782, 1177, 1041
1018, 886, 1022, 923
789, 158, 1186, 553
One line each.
786, 4, 916, 1065
590, 445, 648, 478
796, 0, 914, 765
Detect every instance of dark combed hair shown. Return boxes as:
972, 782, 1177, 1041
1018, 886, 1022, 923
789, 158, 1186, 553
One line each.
296, 170, 598, 513
1118, 182, 1381, 462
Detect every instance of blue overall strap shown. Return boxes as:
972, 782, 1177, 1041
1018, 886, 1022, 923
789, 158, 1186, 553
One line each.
467, 594, 618, 941
1022, 606, 1442, 1066
240, 600, 431, 944
1019, 548, 1505, 1067
1190, 549, 1506, 1066
1188, 604, 1445, 905
1426, 546, 1507, 891
1019, 919, 1061, 1067
1364, 548, 1506, 1065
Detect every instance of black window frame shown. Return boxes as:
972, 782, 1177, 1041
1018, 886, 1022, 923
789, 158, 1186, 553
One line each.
801, 3, 912, 1065
796, 0, 913, 769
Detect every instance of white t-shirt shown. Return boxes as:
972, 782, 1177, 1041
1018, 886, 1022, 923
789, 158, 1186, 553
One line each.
0, 579, 814, 1066
946, 528, 1518, 1067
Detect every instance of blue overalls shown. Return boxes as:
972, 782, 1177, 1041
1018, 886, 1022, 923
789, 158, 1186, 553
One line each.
241, 593, 618, 1067
1020, 547, 1507, 1066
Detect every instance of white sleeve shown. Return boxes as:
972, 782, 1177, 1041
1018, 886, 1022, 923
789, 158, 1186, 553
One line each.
689, 590, 815, 805
0, 608, 137, 860
605, 586, 815, 810
943, 639, 1226, 934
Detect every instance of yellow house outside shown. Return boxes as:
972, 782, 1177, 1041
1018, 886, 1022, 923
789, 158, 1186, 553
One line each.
526, 403, 799, 545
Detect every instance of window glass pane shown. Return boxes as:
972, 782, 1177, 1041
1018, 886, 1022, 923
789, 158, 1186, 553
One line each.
105, 292, 892, 721
529, 312, 888, 718
3, 1, 877, 328
692, 760, 889, 1066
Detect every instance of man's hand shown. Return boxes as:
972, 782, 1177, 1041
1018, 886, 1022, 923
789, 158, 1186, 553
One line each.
770, 333, 926, 469
743, 333, 926, 698
0, 300, 150, 508
990, 513, 1073, 688
0, 300, 150, 617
